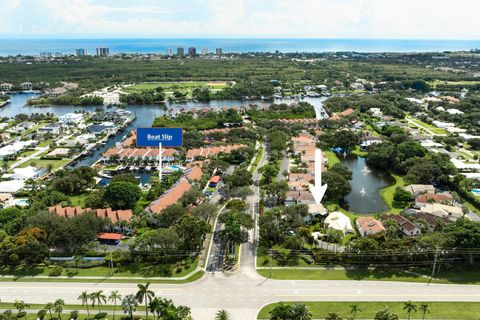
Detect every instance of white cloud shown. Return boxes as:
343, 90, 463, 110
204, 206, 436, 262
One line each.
0, 0, 479, 39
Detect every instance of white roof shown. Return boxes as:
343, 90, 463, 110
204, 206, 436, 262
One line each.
451, 158, 480, 170
0, 140, 35, 157
446, 109, 464, 115
60, 113, 83, 119
2, 166, 38, 180
0, 180, 25, 193
324, 211, 354, 233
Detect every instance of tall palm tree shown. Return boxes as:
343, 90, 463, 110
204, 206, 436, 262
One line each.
121, 294, 138, 320
14, 300, 28, 320
78, 291, 90, 319
403, 301, 417, 320
419, 304, 430, 320
136, 282, 155, 319
215, 309, 230, 320
350, 304, 361, 320
108, 290, 122, 320
44, 303, 53, 320
90, 290, 107, 313
53, 299, 64, 320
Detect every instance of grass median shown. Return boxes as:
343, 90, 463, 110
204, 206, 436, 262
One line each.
258, 301, 480, 319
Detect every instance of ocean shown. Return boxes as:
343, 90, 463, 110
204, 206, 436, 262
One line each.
0, 38, 479, 56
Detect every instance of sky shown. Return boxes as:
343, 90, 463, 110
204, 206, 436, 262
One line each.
0, 0, 479, 39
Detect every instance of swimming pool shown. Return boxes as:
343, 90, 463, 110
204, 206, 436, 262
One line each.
472, 189, 480, 196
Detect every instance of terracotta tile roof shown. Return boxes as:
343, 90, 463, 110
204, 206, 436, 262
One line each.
103, 147, 177, 159
384, 215, 420, 232
286, 190, 315, 202
97, 233, 122, 241
356, 217, 385, 234
185, 166, 203, 182
48, 205, 132, 223
416, 193, 453, 204
186, 144, 247, 160
148, 178, 192, 214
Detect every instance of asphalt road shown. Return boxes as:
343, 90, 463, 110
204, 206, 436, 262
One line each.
3, 147, 480, 320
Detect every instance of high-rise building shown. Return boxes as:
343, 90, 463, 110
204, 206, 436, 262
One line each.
96, 47, 110, 56
177, 47, 184, 56
201, 48, 209, 55
216, 48, 223, 56
76, 49, 87, 56
166, 48, 173, 55
188, 47, 196, 55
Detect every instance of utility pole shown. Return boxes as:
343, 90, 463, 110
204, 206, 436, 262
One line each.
430, 248, 439, 282
269, 248, 273, 278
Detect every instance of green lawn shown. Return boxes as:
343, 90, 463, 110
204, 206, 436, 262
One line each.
69, 194, 88, 207
379, 173, 405, 214
38, 139, 53, 147
258, 302, 480, 319
257, 265, 480, 285
407, 117, 448, 135
125, 81, 229, 93
18, 158, 72, 170
250, 147, 264, 173
430, 79, 480, 89
324, 151, 340, 167
351, 146, 368, 157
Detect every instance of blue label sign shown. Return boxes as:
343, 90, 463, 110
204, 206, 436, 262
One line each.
136, 128, 183, 147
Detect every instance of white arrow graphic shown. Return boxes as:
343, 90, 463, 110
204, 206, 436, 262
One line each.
309, 148, 328, 204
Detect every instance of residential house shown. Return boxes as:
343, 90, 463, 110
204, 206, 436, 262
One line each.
148, 178, 192, 214
411, 211, 449, 232
420, 203, 464, 221
38, 122, 62, 135
324, 211, 354, 235
384, 215, 421, 236
2, 166, 46, 181
403, 184, 436, 197
356, 217, 386, 236
20, 82, 32, 91
415, 193, 453, 208
47, 148, 70, 158
185, 144, 247, 162
59, 113, 84, 125
0, 83, 13, 91
285, 190, 315, 206
48, 205, 132, 224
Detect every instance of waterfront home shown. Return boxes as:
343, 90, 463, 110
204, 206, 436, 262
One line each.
0, 83, 13, 91
414, 193, 453, 208
356, 217, 386, 236
149, 178, 192, 214
403, 184, 436, 197
383, 215, 421, 236
185, 144, 247, 162
20, 82, 32, 91
420, 203, 464, 221
324, 211, 354, 235
2, 166, 47, 181
103, 147, 178, 163
330, 108, 355, 121
59, 112, 84, 125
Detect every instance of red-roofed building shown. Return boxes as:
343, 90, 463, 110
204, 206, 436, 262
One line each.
185, 144, 247, 162
356, 217, 385, 236
148, 178, 192, 214
48, 206, 132, 224
97, 232, 122, 245
415, 193, 453, 208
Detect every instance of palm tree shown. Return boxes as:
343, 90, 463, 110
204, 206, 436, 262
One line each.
54, 299, 64, 320
136, 282, 155, 319
215, 309, 230, 320
108, 290, 122, 320
290, 304, 311, 320
90, 290, 107, 313
403, 301, 417, 320
44, 303, 54, 320
269, 303, 292, 320
350, 304, 361, 319
121, 294, 138, 320
419, 304, 430, 320
148, 297, 165, 320
78, 291, 91, 319
14, 300, 28, 320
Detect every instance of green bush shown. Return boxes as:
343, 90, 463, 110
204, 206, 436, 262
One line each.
94, 312, 107, 319
70, 311, 79, 320
48, 265, 63, 277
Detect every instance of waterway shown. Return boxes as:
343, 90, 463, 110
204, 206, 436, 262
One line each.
340, 155, 394, 214
1, 94, 329, 168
